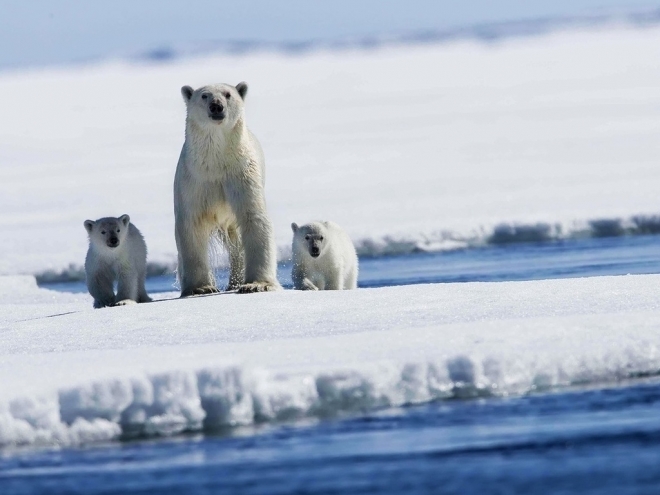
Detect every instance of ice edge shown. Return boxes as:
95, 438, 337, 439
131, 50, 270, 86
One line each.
35, 213, 660, 284
3, 345, 660, 450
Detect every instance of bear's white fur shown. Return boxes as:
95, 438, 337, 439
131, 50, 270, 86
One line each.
84, 214, 151, 308
174, 82, 280, 296
291, 221, 358, 290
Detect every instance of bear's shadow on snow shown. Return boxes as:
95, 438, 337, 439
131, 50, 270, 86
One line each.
150, 290, 238, 304
25, 290, 239, 322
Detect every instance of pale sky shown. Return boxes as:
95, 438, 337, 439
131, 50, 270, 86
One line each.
1, 0, 659, 68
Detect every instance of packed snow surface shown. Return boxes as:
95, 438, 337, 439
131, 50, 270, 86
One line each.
2, 274, 660, 448
1, 26, 660, 275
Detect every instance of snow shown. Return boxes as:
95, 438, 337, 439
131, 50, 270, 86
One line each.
2, 273, 660, 448
2, 26, 660, 275
2, 25, 660, 449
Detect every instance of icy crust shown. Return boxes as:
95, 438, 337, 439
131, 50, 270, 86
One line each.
354, 214, 660, 256
3, 345, 660, 449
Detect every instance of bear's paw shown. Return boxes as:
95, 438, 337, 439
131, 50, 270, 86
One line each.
236, 282, 280, 294
180, 285, 220, 297
115, 299, 138, 306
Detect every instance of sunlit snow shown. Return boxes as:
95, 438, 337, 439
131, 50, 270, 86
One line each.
2, 25, 660, 449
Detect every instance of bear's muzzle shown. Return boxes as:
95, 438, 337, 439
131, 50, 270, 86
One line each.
209, 102, 226, 121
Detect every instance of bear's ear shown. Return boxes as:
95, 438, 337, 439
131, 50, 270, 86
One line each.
84, 220, 95, 234
119, 214, 130, 227
291, 222, 299, 233
181, 85, 194, 103
236, 82, 248, 100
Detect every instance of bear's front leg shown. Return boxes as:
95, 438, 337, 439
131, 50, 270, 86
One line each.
324, 272, 343, 291
116, 266, 139, 305
226, 177, 280, 294
292, 264, 318, 291
345, 264, 358, 290
175, 213, 219, 297
87, 268, 116, 309
237, 215, 280, 293
137, 268, 153, 303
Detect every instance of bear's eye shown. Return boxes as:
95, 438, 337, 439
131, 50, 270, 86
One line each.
101, 231, 106, 235
201, 94, 208, 100
117, 229, 120, 233
305, 235, 310, 240
319, 237, 324, 241
224, 92, 231, 99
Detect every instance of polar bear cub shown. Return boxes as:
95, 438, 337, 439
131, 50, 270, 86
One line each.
291, 221, 358, 290
84, 214, 151, 308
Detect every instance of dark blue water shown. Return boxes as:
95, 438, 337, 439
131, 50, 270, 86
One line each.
15, 235, 660, 494
40, 235, 660, 294
3, 379, 660, 494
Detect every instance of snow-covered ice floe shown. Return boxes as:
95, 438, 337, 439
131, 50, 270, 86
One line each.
3, 21, 660, 450
2, 274, 660, 449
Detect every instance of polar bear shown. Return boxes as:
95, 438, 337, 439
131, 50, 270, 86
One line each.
84, 214, 151, 308
291, 221, 358, 290
174, 82, 280, 296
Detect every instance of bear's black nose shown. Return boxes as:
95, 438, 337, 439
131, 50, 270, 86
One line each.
311, 247, 320, 257
209, 102, 224, 114
108, 237, 119, 247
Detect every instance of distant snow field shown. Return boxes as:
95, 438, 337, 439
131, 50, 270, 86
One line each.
1, 25, 660, 275
2, 273, 660, 448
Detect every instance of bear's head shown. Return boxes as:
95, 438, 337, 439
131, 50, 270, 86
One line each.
291, 222, 328, 259
181, 82, 248, 130
84, 215, 131, 251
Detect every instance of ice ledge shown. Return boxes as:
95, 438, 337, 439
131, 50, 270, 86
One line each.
3, 345, 660, 450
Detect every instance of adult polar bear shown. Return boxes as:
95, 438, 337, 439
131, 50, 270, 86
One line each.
174, 82, 280, 296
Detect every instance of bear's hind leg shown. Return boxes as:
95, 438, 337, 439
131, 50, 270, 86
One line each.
224, 225, 245, 291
